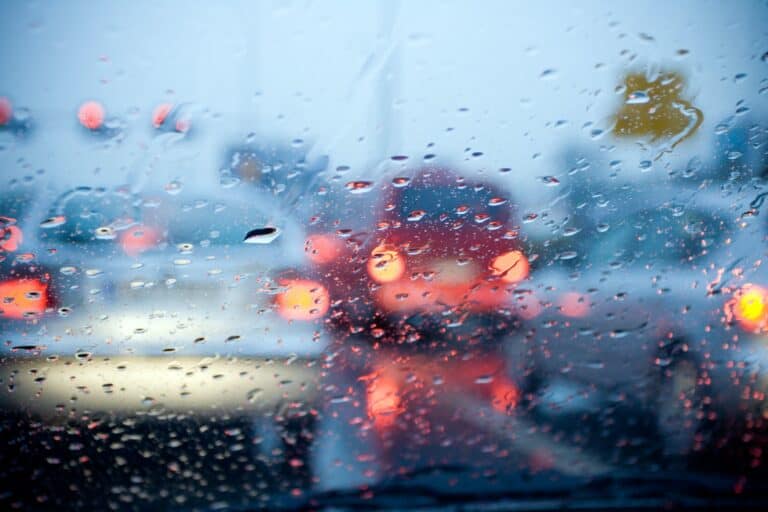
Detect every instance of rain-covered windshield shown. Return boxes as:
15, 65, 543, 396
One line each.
1, 1, 768, 511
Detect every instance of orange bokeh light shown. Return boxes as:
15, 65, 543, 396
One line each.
0, 225, 22, 252
78, 101, 105, 130
729, 284, 768, 332
305, 234, 343, 265
490, 250, 529, 283
0, 279, 48, 319
366, 373, 402, 430
275, 279, 330, 321
367, 244, 405, 283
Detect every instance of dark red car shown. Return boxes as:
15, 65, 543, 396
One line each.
274, 167, 530, 343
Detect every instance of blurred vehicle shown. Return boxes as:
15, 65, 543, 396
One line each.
515, 180, 768, 459
0, 181, 59, 333
0, 142, 327, 507
17, 175, 314, 358
273, 166, 530, 346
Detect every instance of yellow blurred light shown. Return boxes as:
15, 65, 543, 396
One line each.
490, 250, 530, 283
367, 244, 405, 283
276, 279, 329, 321
730, 285, 768, 332
738, 289, 765, 322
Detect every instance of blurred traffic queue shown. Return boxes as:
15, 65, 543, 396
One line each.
273, 166, 531, 343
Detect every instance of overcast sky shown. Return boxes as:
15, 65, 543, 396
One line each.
1, 0, 766, 205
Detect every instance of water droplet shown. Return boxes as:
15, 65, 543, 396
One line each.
523, 212, 538, 223
177, 242, 193, 254
488, 197, 508, 207
40, 216, 66, 228
94, 226, 116, 240
60, 266, 77, 275
345, 181, 374, 194
407, 210, 426, 222
539, 176, 560, 186
85, 268, 103, 278
684, 156, 702, 178
173, 258, 191, 266
563, 227, 581, 237
539, 68, 558, 80
243, 227, 281, 244
390, 155, 408, 162
625, 90, 650, 104
392, 177, 411, 188
165, 180, 183, 195
247, 388, 263, 403
455, 205, 470, 216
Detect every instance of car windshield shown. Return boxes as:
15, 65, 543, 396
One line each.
1, 1, 768, 511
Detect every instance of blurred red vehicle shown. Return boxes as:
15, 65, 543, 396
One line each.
274, 167, 530, 344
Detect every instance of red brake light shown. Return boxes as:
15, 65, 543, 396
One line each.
78, 101, 105, 130
305, 234, 343, 265
120, 225, 161, 257
152, 103, 173, 128
366, 372, 402, 431
0, 97, 12, 126
0, 279, 49, 319
0, 224, 23, 252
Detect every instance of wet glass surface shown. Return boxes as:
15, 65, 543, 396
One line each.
1, 1, 768, 510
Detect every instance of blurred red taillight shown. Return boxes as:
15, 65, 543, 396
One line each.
0, 97, 12, 126
0, 278, 49, 319
0, 224, 23, 252
305, 234, 343, 265
366, 373, 402, 431
78, 101, 105, 130
152, 103, 173, 128
120, 225, 161, 257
